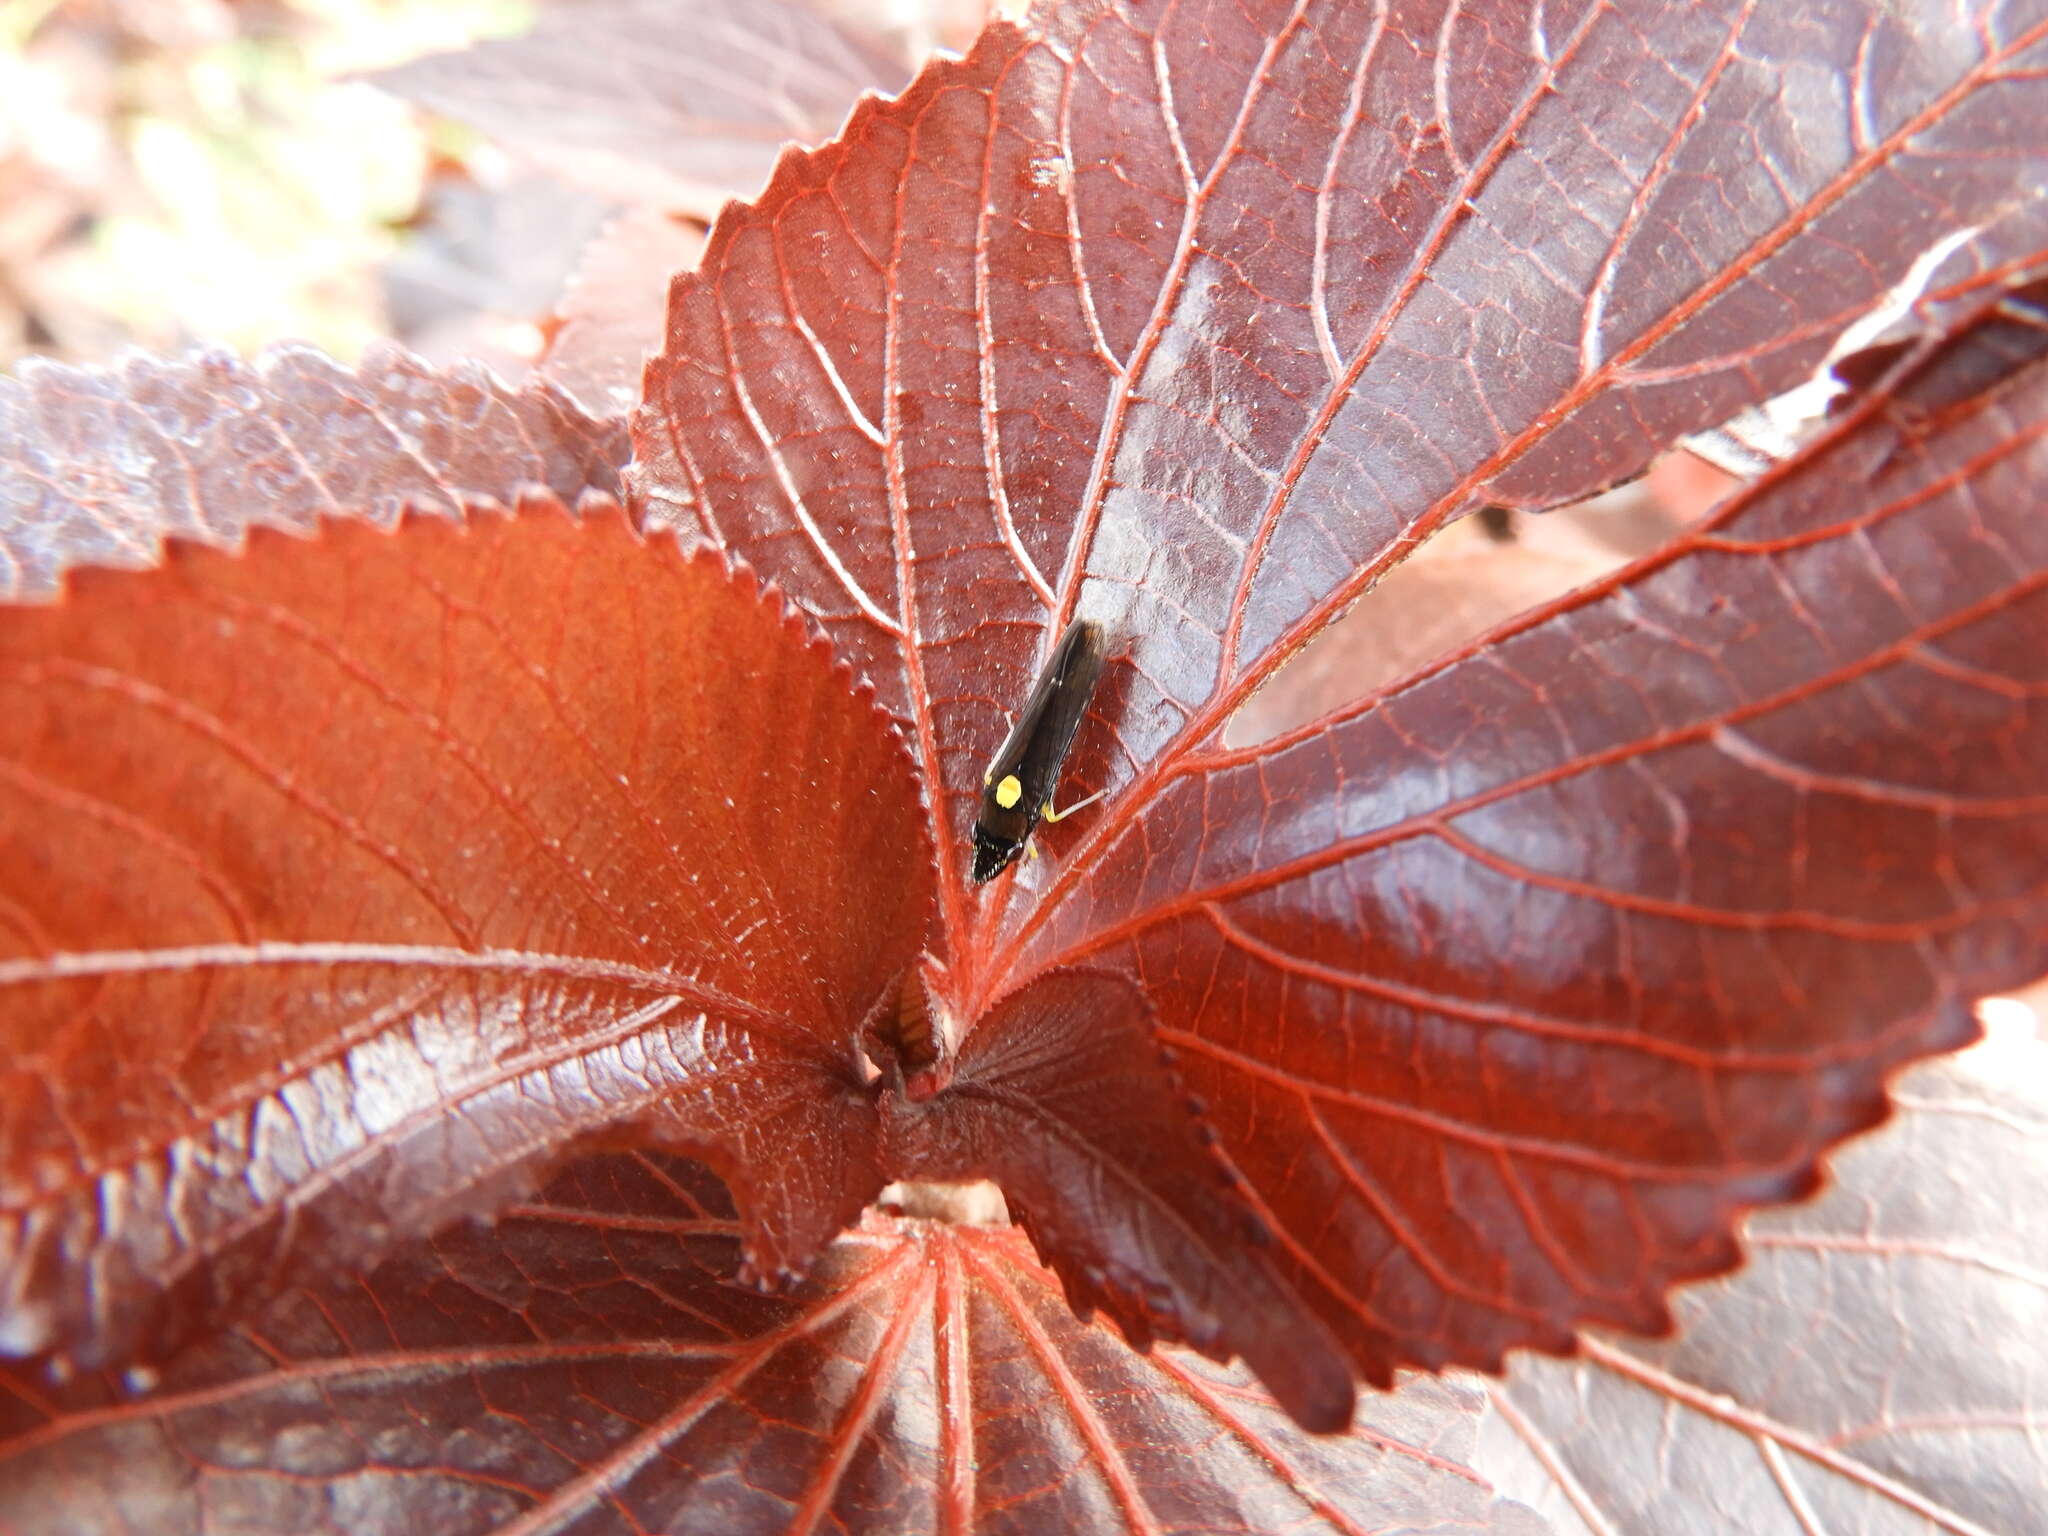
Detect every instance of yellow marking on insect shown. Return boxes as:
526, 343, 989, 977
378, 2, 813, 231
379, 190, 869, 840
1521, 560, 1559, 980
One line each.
994, 773, 1023, 810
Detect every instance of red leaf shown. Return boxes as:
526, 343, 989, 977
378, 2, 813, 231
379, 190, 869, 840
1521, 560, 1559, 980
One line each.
635, 0, 2048, 856
0, 346, 628, 601
1015, 280, 2048, 1380
888, 967, 1355, 1431
10, 0, 2048, 1479
0, 500, 933, 1374
0, 1152, 1544, 1534
634, 0, 2048, 1411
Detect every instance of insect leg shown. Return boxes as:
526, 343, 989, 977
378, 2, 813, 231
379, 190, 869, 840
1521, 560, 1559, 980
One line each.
1040, 787, 1105, 823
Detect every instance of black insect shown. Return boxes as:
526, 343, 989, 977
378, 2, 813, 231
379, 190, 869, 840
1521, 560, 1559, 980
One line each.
971, 618, 1106, 883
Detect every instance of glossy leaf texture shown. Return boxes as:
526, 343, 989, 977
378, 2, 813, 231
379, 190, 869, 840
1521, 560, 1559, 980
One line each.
635, 0, 2048, 935
0, 1152, 1546, 1536
373, 0, 914, 216
885, 968, 1355, 1431
1474, 1010, 2048, 1534
0, 498, 934, 1377
633, 0, 2048, 1404
1013, 279, 2048, 1381
0, 345, 629, 602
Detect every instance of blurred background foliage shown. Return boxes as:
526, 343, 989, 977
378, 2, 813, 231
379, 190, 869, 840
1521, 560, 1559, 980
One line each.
0, 0, 537, 368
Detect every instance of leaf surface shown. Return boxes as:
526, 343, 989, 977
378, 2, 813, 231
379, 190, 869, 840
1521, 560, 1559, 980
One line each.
636, 0, 2048, 878
633, 0, 2048, 1407
0, 499, 933, 1373
1009, 277, 2048, 1380
1473, 1010, 2048, 1535
0, 346, 628, 601
1226, 484, 1698, 745
887, 967, 1356, 1430
0, 1151, 1547, 1535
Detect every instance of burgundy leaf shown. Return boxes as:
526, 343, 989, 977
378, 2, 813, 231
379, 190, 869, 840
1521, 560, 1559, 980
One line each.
7, 0, 2046, 1489
0, 501, 933, 1375
635, 0, 2048, 861
887, 967, 1356, 1431
373, 0, 912, 214
0, 1151, 1547, 1534
0, 344, 628, 601
633, 0, 2048, 1412
998, 276, 2048, 1383
1473, 1011, 2048, 1533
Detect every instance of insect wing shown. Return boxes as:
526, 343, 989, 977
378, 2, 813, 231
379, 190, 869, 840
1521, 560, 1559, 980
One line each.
971, 619, 1104, 882
987, 619, 1103, 816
